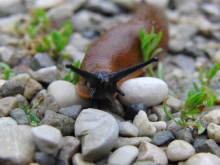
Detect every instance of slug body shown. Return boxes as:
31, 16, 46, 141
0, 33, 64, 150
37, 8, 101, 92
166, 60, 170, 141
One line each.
66, 1, 168, 100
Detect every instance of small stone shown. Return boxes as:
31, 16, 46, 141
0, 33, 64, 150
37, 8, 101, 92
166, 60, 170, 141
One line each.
2, 80, 24, 97
212, 49, 220, 64
185, 153, 220, 165
207, 123, 220, 143
175, 128, 194, 143
10, 108, 29, 125
114, 137, 151, 149
95, 152, 111, 165
29, 53, 55, 71
152, 131, 175, 146
0, 79, 6, 91
107, 145, 139, 165
0, 125, 36, 165
168, 39, 185, 53
31, 125, 63, 154
148, 114, 158, 122
133, 110, 156, 137
15, 94, 30, 109
125, 103, 147, 121
194, 139, 220, 157
133, 161, 157, 165
72, 153, 96, 165
75, 109, 119, 161
137, 141, 168, 165
171, 54, 195, 71
56, 136, 80, 164
33, 66, 61, 84
12, 73, 30, 86
47, 80, 92, 108
0, 46, 18, 66
204, 109, 220, 124
152, 105, 171, 121
151, 121, 167, 132
69, 33, 90, 52
0, 0, 25, 16
23, 79, 43, 100
30, 89, 47, 109
58, 105, 83, 120
165, 96, 183, 113
0, 97, 18, 117
167, 140, 195, 161
119, 121, 138, 137
119, 77, 168, 107
166, 118, 184, 134
34, 0, 64, 9
34, 152, 56, 165
0, 117, 17, 126
40, 110, 75, 136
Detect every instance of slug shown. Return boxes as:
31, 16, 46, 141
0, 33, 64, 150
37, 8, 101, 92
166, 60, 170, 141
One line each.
66, 1, 169, 100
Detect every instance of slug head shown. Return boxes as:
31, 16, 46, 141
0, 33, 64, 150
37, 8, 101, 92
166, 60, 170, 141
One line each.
66, 57, 158, 101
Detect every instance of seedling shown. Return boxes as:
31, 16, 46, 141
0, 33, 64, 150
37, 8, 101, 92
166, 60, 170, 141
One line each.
64, 60, 81, 84
0, 62, 11, 80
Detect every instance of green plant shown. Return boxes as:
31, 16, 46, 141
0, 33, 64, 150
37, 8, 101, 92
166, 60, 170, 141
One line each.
139, 27, 163, 76
64, 60, 81, 84
0, 62, 11, 80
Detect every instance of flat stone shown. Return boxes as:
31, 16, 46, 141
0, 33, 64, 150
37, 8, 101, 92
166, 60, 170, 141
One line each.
133, 110, 156, 137
12, 73, 30, 86
137, 141, 168, 165
47, 80, 92, 108
152, 131, 175, 146
119, 121, 139, 137
107, 145, 139, 165
165, 96, 183, 113
114, 137, 151, 149
207, 123, 220, 143
58, 104, 83, 120
185, 153, 220, 165
0, 117, 17, 126
72, 153, 95, 165
175, 128, 194, 143
23, 79, 43, 100
0, 97, 18, 117
40, 110, 75, 136
0, 125, 36, 165
167, 140, 195, 161
119, 77, 168, 107
10, 108, 29, 125
125, 103, 147, 121
31, 125, 63, 154
75, 108, 119, 161
152, 105, 171, 121
34, 152, 56, 165
171, 54, 195, 71
2, 80, 24, 97
0, 46, 18, 66
204, 109, 220, 124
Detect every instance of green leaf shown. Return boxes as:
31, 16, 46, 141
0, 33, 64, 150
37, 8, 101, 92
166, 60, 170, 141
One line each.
198, 65, 204, 85
186, 107, 200, 115
0, 62, 11, 80
201, 85, 217, 107
27, 26, 39, 38
193, 82, 200, 93
163, 98, 179, 124
141, 33, 157, 50
150, 31, 163, 51
151, 48, 162, 57
184, 92, 207, 109
196, 123, 206, 134
206, 63, 219, 79
29, 113, 40, 126
157, 62, 164, 80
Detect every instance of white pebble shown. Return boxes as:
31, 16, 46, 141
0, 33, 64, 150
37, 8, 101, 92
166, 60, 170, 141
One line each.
119, 121, 138, 137
204, 109, 220, 124
151, 121, 167, 132
119, 77, 168, 107
185, 153, 220, 165
34, 0, 63, 9
207, 123, 220, 143
72, 153, 95, 165
0, 117, 17, 126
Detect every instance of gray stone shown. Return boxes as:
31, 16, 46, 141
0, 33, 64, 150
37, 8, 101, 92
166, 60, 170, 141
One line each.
30, 89, 47, 108
40, 110, 75, 136
171, 54, 195, 71
207, 123, 220, 143
72, 153, 95, 165
0, 97, 18, 117
23, 79, 43, 100
0, 117, 17, 126
165, 96, 183, 113
0, 0, 25, 16
56, 136, 80, 165
175, 128, 194, 144
10, 108, 29, 125
58, 105, 83, 120
33, 66, 61, 84
119, 121, 139, 137
33, 0, 63, 9
114, 137, 151, 149
69, 33, 92, 52
95, 152, 111, 165
0, 125, 36, 165
11, 73, 30, 86
34, 152, 56, 165
29, 53, 55, 71
0, 46, 18, 66
75, 109, 119, 161
166, 118, 184, 134
2, 80, 24, 97
119, 77, 168, 107
133, 161, 157, 165
125, 103, 148, 121
152, 105, 171, 121
152, 131, 175, 146
184, 153, 220, 165
194, 139, 220, 157
31, 125, 63, 154
151, 121, 167, 132
168, 39, 185, 53
15, 94, 30, 110
148, 114, 158, 122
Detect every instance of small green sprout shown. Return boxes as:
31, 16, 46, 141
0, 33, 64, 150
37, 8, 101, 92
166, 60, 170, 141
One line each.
0, 62, 11, 80
64, 60, 81, 84
29, 113, 40, 126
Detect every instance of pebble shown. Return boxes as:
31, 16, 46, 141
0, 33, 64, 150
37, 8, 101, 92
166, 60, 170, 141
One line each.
175, 128, 194, 143
12, 73, 30, 86
184, 153, 220, 165
0, 125, 36, 165
40, 110, 75, 136
75, 108, 119, 161
166, 118, 184, 134
23, 78, 43, 100
125, 103, 147, 121
204, 109, 220, 124
114, 137, 151, 149
151, 121, 167, 132
152, 131, 175, 146
207, 123, 220, 143
165, 96, 183, 113
34, 0, 64, 10
34, 152, 56, 165
107, 145, 139, 165
166, 140, 195, 161
111, 0, 135, 10
0, 96, 18, 117
14, 94, 29, 109
29, 53, 55, 71
0, 0, 24, 16
47, 80, 92, 108
119, 121, 139, 137
148, 114, 158, 122
31, 125, 63, 154
171, 54, 195, 71
119, 77, 168, 107
137, 141, 168, 165
0, 46, 18, 66
56, 136, 80, 164
69, 33, 91, 52
72, 153, 96, 165
133, 110, 156, 137
0, 79, 6, 91
58, 104, 83, 120
10, 108, 29, 125
33, 66, 61, 84
152, 105, 171, 121
212, 49, 220, 64
0, 117, 17, 126
1, 80, 24, 97
133, 161, 157, 165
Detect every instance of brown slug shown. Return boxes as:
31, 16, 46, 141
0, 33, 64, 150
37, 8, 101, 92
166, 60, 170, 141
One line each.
66, 1, 169, 100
